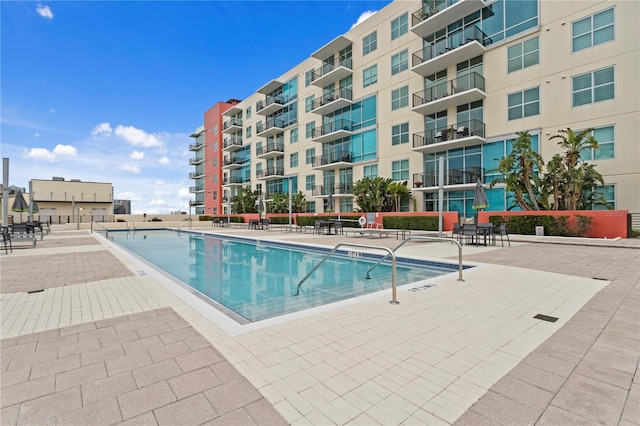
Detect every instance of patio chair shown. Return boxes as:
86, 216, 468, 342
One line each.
461, 224, 478, 245
314, 220, 322, 235
334, 221, 344, 235
499, 223, 510, 247
2, 226, 12, 254
452, 222, 462, 242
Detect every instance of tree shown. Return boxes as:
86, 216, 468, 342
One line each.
387, 181, 413, 212
549, 128, 603, 210
490, 131, 545, 210
232, 187, 258, 214
352, 177, 393, 212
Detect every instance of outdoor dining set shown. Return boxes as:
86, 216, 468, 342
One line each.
452, 222, 510, 247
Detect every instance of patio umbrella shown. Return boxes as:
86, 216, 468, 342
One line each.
472, 179, 489, 211
327, 191, 334, 213
11, 190, 29, 222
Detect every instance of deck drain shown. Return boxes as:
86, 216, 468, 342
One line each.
534, 314, 558, 322
592, 277, 608, 281
27, 289, 44, 294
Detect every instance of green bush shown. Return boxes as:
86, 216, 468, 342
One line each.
383, 216, 438, 230
488, 215, 570, 236
199, 215, 243, 223
150, 217, 162, 222
295, 216, 360, 228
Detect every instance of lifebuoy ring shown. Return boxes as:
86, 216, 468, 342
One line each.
358, 216, 367, 227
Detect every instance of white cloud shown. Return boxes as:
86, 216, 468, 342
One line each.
149, 199, 166, 206
49, 107, 56, 113
154, 190, 170, 197
158, 156, 170, 164
130, 151, 144, 160
114, 125, 163, 148
25, 147, 56, 162
24, 144, 76, 162
154, 180, 166, 185
53, 144, 77, 157
116, 191, 141, 201
119, 164, 141, 174
351, 10, 377, 29
34, 132, 40, 138
92, 122, 112, 137
36, 4, 54, 19
178, 188, 190, 198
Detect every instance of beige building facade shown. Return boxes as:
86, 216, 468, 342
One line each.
193, 0, 639, 216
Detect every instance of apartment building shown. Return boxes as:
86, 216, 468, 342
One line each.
191, 0, 639, 217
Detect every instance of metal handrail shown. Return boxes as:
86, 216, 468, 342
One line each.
366, 236, 464, 282
91, 221, 110, 237
295, 243, 399, 305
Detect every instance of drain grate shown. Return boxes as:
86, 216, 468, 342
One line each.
592, 277, 608, 281
27, 289, 45, 294
534, 314, 558, 322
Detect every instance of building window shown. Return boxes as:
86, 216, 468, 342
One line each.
391, 123, 409, 146
572, 8, 614, 52
391, 50, 409, 75
391, 13, 408, 40
290, 128, 298, 144
363, 31, 377, 55
212, 158, 218, 168
507, 36, 539, 73
290, 152, 299, 168
305, 95, 315, 112
306, 175, 315, 190
305, 148, 315, 164
213, 142, 218, 152
305, 69, 314, 87
306, 201, 316, 213
213, 125, 218, 135
305, 122, 315, 139
363, 165, 378, 178
213, 191, 217, 200
391, 86, 409, 110
391, 159, 409, 181
582, 126, 615, 160
363, 65, 378, 87
245, 126, 252, 138
246, 107, 252, 119
508, 87, 540, 120
593, 184, 615, 209
213, 175, 217, 184
573, 67, 614, 107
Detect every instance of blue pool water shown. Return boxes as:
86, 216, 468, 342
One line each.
107, 230, 457, 323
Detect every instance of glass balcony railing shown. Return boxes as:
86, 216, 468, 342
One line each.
412, 119, 486, 149
311, 183, 353, 197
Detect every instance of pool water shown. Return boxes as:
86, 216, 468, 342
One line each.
107, 230, 456, 323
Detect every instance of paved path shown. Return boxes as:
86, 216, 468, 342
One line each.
1, 226, 638, 425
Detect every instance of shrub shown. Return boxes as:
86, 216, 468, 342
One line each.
383, 216, 438, 230
488, 215, 570, 236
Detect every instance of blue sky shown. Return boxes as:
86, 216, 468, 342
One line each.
1, 0, 390, 214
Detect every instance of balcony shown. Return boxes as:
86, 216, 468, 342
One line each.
256, 95, 285, 116
256, 167, 285, 180
189, 141, 204, 151
222, 135, 243, 152
411, 0, 496, 38
189, 156, 204, 165
311, 119, 353, 143
310, 87, 353, 116
412, 72, 485, 116
189, 170, 204, 179
311, 151, 352, 170
411, 26, 491, 77
412, 167, 485, 189
222, 196, 235, 204
222, 118, 243, 134
311, 183, 354, 197
256, 117, 287, 138
189, 185, 204, 193
222, 176, 250, 186
256, 142, 285, 159
311, 58, 353, 88
412, 119, 486, 153
222, 156, 249, 169
189, 200, 204, 207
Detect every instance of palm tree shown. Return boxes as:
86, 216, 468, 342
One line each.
491, 131, 545, 210
232, 187, 258, 214
352, 177, 392, 212
387, 181, 412, 212
549, 128, 602, 210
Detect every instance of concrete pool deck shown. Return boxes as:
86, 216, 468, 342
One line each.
1, 226, 638, 425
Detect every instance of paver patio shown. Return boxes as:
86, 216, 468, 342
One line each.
1, 226, 638, 425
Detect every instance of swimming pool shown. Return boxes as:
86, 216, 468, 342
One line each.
107, 230, 459, 323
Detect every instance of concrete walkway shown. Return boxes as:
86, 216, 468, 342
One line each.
1, 226, 638, 425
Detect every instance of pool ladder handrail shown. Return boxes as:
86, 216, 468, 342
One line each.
295, 243, 399, 305
91, 221, 110, 237
366, 235, 464, 282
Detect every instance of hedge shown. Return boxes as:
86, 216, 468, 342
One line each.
382, 216, 439, 231
198, 215, 244, 224
488, 215, 570, 236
